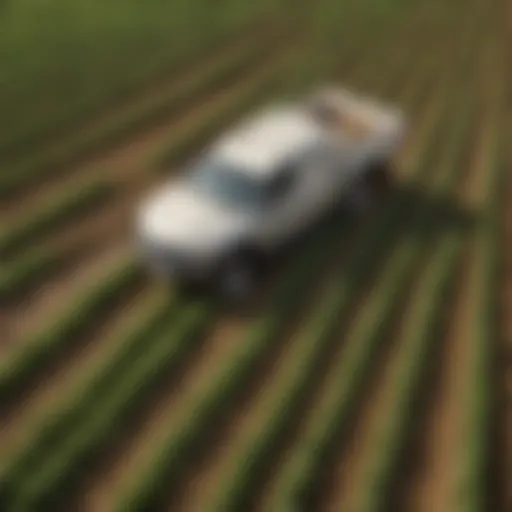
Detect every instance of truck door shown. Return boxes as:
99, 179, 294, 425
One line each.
256, 154, 335, 250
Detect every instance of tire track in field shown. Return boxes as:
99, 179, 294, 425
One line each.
297, 33, 480, 511
399, 42, 499, 512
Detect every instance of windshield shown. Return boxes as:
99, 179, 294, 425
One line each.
187, 158, 265, 210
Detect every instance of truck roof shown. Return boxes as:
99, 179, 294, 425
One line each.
211, 105, 325, 180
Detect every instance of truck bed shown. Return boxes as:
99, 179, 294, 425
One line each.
306, 86, 402, 143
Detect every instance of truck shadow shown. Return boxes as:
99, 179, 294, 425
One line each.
231, 180, 480, 316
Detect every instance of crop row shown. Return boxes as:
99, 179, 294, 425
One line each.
263, 31, 480, 510
0, 257, 141, 402
0, 20, 413, 507
0, 180, 114, 261
0, 22, 294, 200
0, 248, 67, 304
459, 37, 511, 510
355, 33, 488, 512
110, 35, 468, 511
456, 101, 506, 511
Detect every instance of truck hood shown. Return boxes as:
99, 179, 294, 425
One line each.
138, 183, 251, 252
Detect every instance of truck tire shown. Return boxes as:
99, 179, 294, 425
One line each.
215, 249, 263, 305
365, 160, 393, 198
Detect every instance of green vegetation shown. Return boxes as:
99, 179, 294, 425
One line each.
0, 181, 114, 258
0, 1, 507, 511
0, 248, 66, 303
0, 0, 295, 166
0, 24, 292, 199
0, 258, 140, 402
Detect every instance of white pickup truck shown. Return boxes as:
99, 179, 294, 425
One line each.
136, 85, 406, 300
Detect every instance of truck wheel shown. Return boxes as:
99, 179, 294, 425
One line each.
216, 251, 261, 305
366, 160, 393, 198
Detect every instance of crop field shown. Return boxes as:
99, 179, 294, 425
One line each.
0, 0, 510, 510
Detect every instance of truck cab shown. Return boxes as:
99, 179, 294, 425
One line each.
136, 86, 406, 302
